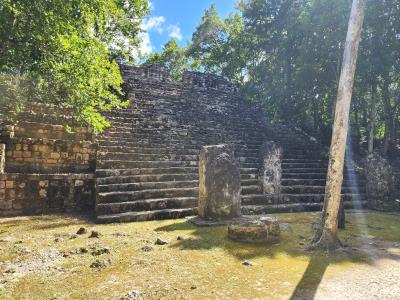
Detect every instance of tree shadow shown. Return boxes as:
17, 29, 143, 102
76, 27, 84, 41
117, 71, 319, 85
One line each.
0, 213, 94, 231
289, 256, 330, 299
155, 212, 400, 298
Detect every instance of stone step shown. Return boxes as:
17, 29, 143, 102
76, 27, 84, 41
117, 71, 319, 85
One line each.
281, 185, 365, 194
281, 159, 328, 163
241, 193, 365, 206
282, 172, 358, 179
281, 154, 327, 160
241, 174, 258, 180
242, 200, 366, 215
98, 152, 199, 162
97, 187, 199, 203
97, 173, 199, 185
102, 130, 266, 141
282, 150, 326, 156
282, 167, 327, 174
281, 162, 328, 169
97, 139, 204, 148
97, 160, 198, 169
97, 180, 198, 193
241, 185, 262, 195
96, 207, 197, 223
98, 139, 264, 150
241, 162, 260, 169
95, 167, 198, 177
282, 172, 327, 179
98, 142, 259, 153
96, 197, 197, 215
97, 152, 258, 164
281, 178, 366, 186
241, 168, 259, 174
241, 179, 259, 186
97, 173, 256, 186
98, 145, 201, 155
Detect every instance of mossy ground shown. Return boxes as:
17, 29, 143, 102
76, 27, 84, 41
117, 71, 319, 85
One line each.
0, 211, 399, 299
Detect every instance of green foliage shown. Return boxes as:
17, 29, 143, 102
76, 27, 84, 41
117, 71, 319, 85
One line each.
0, 0, 149, 132
187, 6, 252, 84
146, 39, 197, 80
182, 0, 400, 149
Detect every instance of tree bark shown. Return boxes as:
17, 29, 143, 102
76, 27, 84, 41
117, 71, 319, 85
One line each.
368, 83, 377, 154
312, 0, 366, 251
382, 74, 393, 155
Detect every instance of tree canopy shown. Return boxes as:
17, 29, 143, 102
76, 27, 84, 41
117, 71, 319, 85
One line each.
150, 0, 400, 154
0, 0, 149, 131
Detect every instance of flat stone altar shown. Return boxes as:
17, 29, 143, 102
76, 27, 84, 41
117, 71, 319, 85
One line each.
228, 216, 280, 244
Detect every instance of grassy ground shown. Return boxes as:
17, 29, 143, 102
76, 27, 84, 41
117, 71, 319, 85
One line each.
0, 211, 399, 299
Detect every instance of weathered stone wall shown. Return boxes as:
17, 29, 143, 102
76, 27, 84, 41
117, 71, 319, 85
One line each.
0, 103, 97, 216
5, 137, 97, 173
0, 173, 95, 216
120, 64, 172, 83
183, 71, 238, 93
259, 141, 282, 194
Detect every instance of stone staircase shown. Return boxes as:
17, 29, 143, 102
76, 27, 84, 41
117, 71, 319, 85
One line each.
242, 126, 366, 214
95, 64, 366, 223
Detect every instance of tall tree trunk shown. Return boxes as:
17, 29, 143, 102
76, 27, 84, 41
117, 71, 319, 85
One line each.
312, 0, 366, 251
382, 74, 393, 155
368, 83, 377, 154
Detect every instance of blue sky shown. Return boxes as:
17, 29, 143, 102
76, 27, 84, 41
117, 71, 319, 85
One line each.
138, 0, 237, 55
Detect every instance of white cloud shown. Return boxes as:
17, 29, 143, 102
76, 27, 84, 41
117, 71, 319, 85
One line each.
137, 16, 166, 56
167, 24, 183, 41
138, 32, 153, 55
143, 16, 165, 34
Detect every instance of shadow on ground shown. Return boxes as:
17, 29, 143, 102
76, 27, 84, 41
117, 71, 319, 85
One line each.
155, 211, 400, 299
0, 213, 94, 231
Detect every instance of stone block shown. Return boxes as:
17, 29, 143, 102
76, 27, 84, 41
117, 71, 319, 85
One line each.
6, 189, 16, 199
14, 151, 22, 158
39, 189, 47, 198
39, 180, 49, 188
50, 152, 61, 159
259, 141, 282, 194
228, 216, 280, 244
198, 144, 241, 220
6, 181, 14, 189
363, 152, 399, 211
0, 199, 12, 210
22, 151, 31, 158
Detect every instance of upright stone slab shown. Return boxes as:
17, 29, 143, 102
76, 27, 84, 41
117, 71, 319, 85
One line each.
198, 145, 241, 220
364, 152, 399, 211
0, 144, 5, 174
259, 141, 282, 194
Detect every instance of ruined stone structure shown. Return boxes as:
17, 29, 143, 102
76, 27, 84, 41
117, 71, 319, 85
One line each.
0, 64, 367, 220
0, 104, 96, 215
